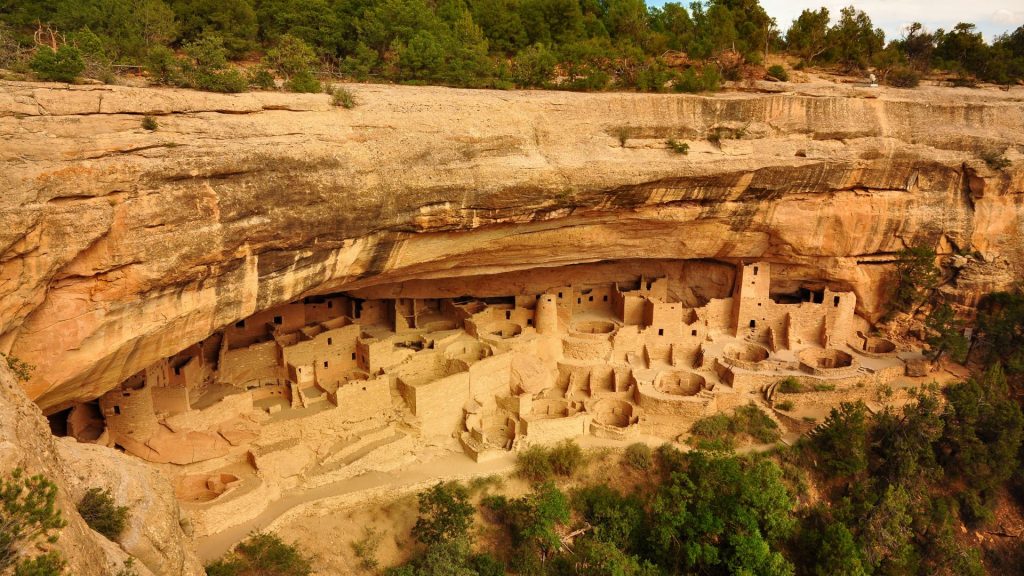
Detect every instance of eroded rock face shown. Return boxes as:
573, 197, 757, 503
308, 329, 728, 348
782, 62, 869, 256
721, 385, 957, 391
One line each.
1, 80, 1022, 411
0, 362, 193, 576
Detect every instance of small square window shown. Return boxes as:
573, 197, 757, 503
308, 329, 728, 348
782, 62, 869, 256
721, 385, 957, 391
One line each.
505, 311, 511, 320
323, 361, 329, 368
327, 301, 333, 309
658, 328, 664, 336
113, 406, 121, 415
328, 338, 333, 345
692, 330, 697, 336
527, 319, 533, 326
603, 295, 608, 302
588, 296, 594, 302
352, 352, 356, 360
273, 315, 283, 325
577, 298, 581, 304
235, 320, 245, 329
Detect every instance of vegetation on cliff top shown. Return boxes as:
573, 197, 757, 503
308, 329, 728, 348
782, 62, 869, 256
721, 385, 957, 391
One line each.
1, 1, 1023, 92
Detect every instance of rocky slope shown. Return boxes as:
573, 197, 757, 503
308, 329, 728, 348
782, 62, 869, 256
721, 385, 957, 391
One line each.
0, 362, 203, 575
1, 80, 1022, 411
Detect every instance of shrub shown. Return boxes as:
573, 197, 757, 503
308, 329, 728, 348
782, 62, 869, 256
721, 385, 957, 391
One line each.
813, 382, 836, 392
673, 66, 720, 93
248, 67, 276, 90
516, 445, 554, 482
887, 67, 920, 88
778, 377, 802, 393
548, 440, 584, 477
286, 70, 321, 93
767, 64, 788, 81
141, 116, 158, 131
77, 487, 128, 541
330, 86, 355, 108
412, 481, 474, 546
350, 526, 382, 571
981, 149, 1011, 170
623, 443, 652, 470
0, 469, 66, 572
689, 404, 780, 448
206, 532, 312, 576
13, 552, 65, 576
1, 353, 33, 382
776, 400, 794, 411
30, 45, 84, 83
144, 46, 178, 85
809, 402, 869, 476
666, 139, 689, 154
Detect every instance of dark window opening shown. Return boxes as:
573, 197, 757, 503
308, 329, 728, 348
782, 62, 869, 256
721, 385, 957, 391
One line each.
692, 330, 697, 336
577, 298, 581, 304
603, 295, 608, 302
114, 406, 121, 415
505, 311, 511, 320
273, 315, 283, 325
352, 353, 356, 360
174, 366, 181, 376
327, 301, 333, 309
749, 319, 756, 328
527, 319, 533, 326
558, 292, 563, 298
323, 361, 329, 368
328, 338, 333, 345
833, 296, 840, 307
646, 282, 652, 290
753, 266, 759, 275
588, 296, 594, 302
658, 328, 664, 336
235, 320, 245, 328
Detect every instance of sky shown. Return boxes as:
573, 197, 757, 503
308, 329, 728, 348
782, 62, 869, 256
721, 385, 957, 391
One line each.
645, 0, 1024, 42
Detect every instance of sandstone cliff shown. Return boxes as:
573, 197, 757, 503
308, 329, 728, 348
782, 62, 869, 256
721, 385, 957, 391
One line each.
0, 362, 202, 575
0, 80, 1022, 410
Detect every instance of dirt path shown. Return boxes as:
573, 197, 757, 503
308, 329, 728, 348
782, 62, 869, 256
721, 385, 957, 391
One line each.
194, 450, 516, 562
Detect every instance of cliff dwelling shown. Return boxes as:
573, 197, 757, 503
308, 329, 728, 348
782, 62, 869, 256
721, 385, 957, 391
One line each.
45, 258, 917, 538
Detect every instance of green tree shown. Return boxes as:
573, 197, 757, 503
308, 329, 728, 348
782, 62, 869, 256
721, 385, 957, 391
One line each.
512, 43, 557, 86
785, 8, 829, 63
30, 45, 85, 82
815, 523, 867, 576
170, 0, 258, 56
412, 482, 475, 547
648, 451, 794, 574
809, 402, 869, 476
76, 487, 128, 541
826, 6, 884, 71
263, 34, 318, 81
0, 469, 66, 573
924, 303, 968, 363
206, 531, 312, 576
891, 244, 939, 313
975, 289, 1024, 372
934, 23, 989, 77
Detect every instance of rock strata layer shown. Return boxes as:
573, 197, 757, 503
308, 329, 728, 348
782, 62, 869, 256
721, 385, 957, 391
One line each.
0, 80, 1022, 410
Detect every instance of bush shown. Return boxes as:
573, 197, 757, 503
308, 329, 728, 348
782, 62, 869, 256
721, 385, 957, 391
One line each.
778, 377, 802, 393
981, 149, 1011, 170
516, 445, 554, 482
330, 86, 355, 108
887, 67, 920, 87
666, 139, 689, 154
0, 469, 66, 572
141, 116, 158, 131
767, 64, 788, 81
412, 481, 474, 546
516, 441, 584, 481
206, 532, 312, 576
1, 353, 33, 382
776, 400, 794, 411
689, 403, 780, 448
13, 552, 65, 576
623, 443, 652, 470
144, 46, 178, 85
248, 67, 276, 90
77, 487, 128, 541
350, 526, 382, 571
30, 45, 84, 83
286, 70, 321, 93
548, 440, 584, 477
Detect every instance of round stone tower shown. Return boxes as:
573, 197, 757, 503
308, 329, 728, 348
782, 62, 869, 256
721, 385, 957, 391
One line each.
535, 293, 559, 335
